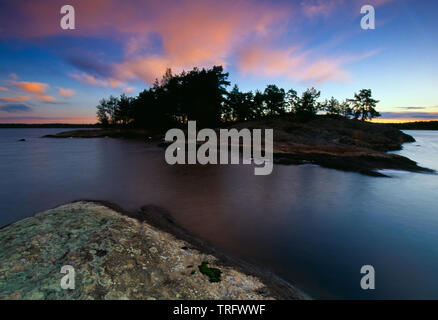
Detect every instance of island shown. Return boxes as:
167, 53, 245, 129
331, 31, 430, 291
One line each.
43, 115, 434, 177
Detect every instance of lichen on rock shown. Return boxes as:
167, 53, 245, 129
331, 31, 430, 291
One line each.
0, 202, 302, 300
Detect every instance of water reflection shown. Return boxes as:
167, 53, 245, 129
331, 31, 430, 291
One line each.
0, 129, 437, 299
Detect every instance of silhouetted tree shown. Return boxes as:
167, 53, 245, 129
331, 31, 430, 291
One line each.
225, 85, 255, 121
178, 66, 230, 127
286, 89, 299, 113
293, 87, 321, 117
339, 100, 353, 119
348, 89, 380, 121
95, 66, 381, 129
252, 90, 266, 119
323, 97, 341, 115
96, 98, 109, 127
263, 85, 286, 115
116, 93, 134, 125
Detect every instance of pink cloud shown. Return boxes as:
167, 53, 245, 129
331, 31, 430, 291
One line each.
300, 0, 395, 18
0, 96, 29, 102
0, 0, 388, 86
14, 81, 48, 94
58, 87, 75, 98
37, 95, 56, 102
237, 45, 349, 83
0, 87, 8, 92
111, 0, 290, 83
70, 73, 124, 88
300, 0, 341, 18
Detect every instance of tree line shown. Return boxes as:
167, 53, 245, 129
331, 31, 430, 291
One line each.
96, 65, 380, 129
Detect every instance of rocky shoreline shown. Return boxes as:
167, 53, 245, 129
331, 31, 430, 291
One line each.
0, 201, 306, 300
43, 116, 435, 177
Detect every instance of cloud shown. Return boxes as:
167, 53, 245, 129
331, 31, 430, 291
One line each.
381, 112, 438, 119
0, 96, 29, 102
0, 87, 9, 92
0, 104, 32, 113
397, 107, 426, 110
0, 0, 387, 86
123, 87, 135, 94
300, 0, 340, 18
300, 0, 395, 18
1, 0, 291, 85
236, 45, 379, 83
14, 81, 48, 94
70, 72, 124, 88
65, 55, 113, 78
58, 87, 75, 98
37, 95, 56, 102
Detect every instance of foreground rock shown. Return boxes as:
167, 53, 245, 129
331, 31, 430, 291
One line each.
0, 202, 305, 300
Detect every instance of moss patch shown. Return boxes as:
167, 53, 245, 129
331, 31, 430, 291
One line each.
198, 261, 221, 282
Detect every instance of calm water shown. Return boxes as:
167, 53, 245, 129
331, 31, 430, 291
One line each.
1, 128, 437, 299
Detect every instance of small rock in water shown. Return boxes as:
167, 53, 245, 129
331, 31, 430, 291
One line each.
18, 138, 26, 142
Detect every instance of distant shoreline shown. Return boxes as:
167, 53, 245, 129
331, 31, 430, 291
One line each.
2, 120, 438, 130
0, 123, 98, 129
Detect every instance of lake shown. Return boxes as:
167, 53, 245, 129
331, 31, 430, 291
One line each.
0, 128, 437, 299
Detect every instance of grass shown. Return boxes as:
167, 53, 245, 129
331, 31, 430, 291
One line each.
198, 261, 221, 282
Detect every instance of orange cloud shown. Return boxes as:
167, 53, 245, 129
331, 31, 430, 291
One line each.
37, 95, 56, 102
237, 45, 381, 84
237, 45, 350, 83
301, 0, 340, 18
0, 0, 386, 86
0, 87, 8, 92
300, 0, 395, 18
70, 73, 123, 88
14, 81, 48, 94
111, 0, 289, 83
0, 96, 29, 102
58, 88, 75, 98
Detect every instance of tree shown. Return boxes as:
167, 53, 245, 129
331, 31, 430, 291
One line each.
263, 85, 286, 115
179, 66, 230, 127
96, 98, 109, 127
293, 87, 321, 117
225, 85, 255, 121
323, 97, 341, 115
96, 66, 383, 129
339, 100, 353, 119
348, 89, 380, 121
285, 89, 299, 113
116, 93, 134, 126
96, 96, 119, 126
252, 90, 266, 119
106, 95, 120, 125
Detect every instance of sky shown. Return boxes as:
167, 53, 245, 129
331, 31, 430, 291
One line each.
0, 0, 437, 123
